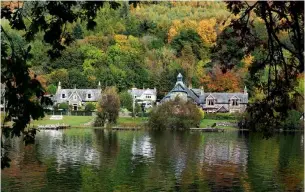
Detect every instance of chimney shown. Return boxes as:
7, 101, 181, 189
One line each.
57, 81, 61, 91
188, 84, 192, 89
98, 81, 101, 89
200, 86, 204, 95
244, 86, 248, 94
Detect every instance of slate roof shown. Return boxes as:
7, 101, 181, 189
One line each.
128, 88, 157, 97
161, 73, 249, 105
55, 89, 102, 102
199, 93, 248, 104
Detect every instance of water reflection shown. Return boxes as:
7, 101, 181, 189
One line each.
1, 129, 304, 192
131, 135, 155, 160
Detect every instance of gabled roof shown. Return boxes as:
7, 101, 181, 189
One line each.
128, 88, 157, 97
162, 80, 200, 103
199, 93, 248, 104
55, 89, 101, 102
217, 105, 229, 112
206, 94, 216, 99
161, 73, 249, 105
68, 89, 83, 101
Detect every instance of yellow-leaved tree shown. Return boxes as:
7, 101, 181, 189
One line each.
197, 19, 217, 46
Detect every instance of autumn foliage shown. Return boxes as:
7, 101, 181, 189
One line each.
200, 66, 241, 92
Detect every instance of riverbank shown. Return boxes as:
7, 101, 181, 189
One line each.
27, 115, 238, 130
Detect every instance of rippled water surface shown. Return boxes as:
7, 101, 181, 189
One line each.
2, 129, 304, 192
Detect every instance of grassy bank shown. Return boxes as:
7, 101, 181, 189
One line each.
29, 115, 146, 128
116, 117, 147, 127
23, 115, 238, 130
30, 116, 94, 127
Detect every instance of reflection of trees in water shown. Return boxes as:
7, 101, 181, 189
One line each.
2, 136, 47, 191
247, 133, 304, 192
2, 130, 303, 191
93, 129, 119, 160
278, 133, 304, 191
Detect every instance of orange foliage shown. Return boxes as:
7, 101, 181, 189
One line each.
200, 67, 241, 92
167, 20, 181, 43
1, 1, 23, 10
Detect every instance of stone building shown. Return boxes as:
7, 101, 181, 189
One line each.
53, 82, 102, 111
128, 87, 157, 106
161, 73, 248, 113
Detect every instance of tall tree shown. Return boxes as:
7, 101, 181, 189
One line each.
1, 1, 121, 169
224, 1, 304, 136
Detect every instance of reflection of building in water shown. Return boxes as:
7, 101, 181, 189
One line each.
36, 130, 100, 171
131, 135, 155, 159
174, 152, 187, 181
202, 139, 248, 166
197, 136, 249, 189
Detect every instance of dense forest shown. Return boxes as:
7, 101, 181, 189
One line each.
1, 1, 303, 126
0, 2, 266, 97
2, 2, 303, 98
1, 1, 304, 169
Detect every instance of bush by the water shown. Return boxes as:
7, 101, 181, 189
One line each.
148, 97, 204, 129
94, 86, 120, 127
281, 110, 303, 130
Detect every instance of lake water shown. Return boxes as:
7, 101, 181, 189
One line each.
1, 129, 304, 192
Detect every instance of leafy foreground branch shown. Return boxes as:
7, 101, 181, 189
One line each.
225, 1, 304, 137
1, 1, 125, 169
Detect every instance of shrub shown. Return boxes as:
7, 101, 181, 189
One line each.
85, 102, 96, 111
205, 113, 239, 120
119, 91, 133, 112
281, 110, 302, 130
58, 103, 69, 110
148, 97, 204, 130
94, 86, 120, 127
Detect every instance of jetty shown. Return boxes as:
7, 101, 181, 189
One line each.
190, 128, 224, 132
37, 124, 70, 130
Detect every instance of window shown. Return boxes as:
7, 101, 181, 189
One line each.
134, 95, 137, 98
146, 95, 151, 99
62, 94, 65, 99
88, 94, 91, 99
73, 95, 77, 100
232, 99, 239, 106
207, 99, 215, 106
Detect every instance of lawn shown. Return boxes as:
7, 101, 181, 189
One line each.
31, 115, 94, 127
116, 117, 147, 127
29, 115, 146, 128
4, 114, 238, 129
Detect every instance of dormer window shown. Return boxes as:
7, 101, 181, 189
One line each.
207, 99, 215, 106
232, 99, 239, 106
62, 94, 65, 99
88, 94, 91, 99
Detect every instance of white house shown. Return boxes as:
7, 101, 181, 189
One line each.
128, 87, 157, 106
